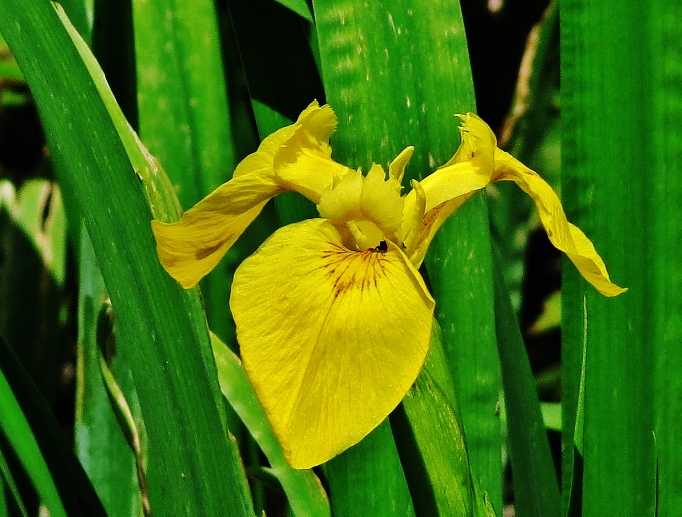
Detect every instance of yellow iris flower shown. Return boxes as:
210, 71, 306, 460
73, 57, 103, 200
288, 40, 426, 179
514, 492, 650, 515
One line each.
151, 101, 625, 469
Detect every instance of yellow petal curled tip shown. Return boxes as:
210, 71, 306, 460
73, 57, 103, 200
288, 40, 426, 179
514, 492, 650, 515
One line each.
230, 218, 435, 469
272, 101, 351, 203
492, 149, 627, 296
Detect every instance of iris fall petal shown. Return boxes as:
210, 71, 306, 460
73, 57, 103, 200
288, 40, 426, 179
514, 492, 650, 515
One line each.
230, 218, 435, 468
492, 149, 627, 296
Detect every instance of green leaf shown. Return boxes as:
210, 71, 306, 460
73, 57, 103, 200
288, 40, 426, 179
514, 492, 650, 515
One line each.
75, 229, 145, 517
0, 335, 106, 516
493, 259, 560, 516
0, 4, 255, 515
274, 0, 314, 22
394, 322, 476, 516
324, 424, 416, 517
0, 358, 67, 517
561, 0, 662, 514
210, 332, 331, 517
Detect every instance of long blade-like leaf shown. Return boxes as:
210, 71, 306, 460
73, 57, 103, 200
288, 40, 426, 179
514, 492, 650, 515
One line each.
0, 4, 254, 515
211, 333, 331, 517
561, 0, 660, 514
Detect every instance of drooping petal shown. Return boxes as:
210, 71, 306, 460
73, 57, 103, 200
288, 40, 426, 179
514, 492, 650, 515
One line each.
151, 173, 282, 288
492, 149, 627, 296
230, 218, 435, 469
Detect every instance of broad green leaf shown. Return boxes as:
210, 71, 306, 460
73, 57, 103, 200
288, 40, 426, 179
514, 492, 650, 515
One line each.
561, 0, 662, 514
210, 333, 331, 517
324, 426, 415, 517
395, 322, 476, 516
130, 0, 246, 446
0, 4, 254, 515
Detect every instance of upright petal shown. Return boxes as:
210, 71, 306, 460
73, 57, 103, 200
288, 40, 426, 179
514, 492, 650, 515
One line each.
403, 160, 490, 267
493, 149, 627, 296
401, 113, 497, 266
273, 102, 351, 203
231, 219, 435, 468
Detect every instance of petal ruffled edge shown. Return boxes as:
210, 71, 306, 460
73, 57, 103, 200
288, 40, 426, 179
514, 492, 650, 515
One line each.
152, 100, 342, 288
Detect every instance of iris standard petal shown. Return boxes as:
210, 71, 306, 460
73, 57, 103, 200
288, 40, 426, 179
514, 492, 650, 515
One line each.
230, 218, 435, 469
273, 102, 351, 203
402, 160, 490, 267
493, 148, 627, 296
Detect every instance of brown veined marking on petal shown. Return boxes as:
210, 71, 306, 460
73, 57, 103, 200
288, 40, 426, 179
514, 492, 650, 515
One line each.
195, 242, 224, 260
416, 201, 447, 245
320, 243, 390, 299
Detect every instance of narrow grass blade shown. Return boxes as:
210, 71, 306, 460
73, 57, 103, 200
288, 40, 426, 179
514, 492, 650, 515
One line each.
561, 0, 659, 514
0, 4, 254, 515
313, 0, 502, 511
211, 333, 331, 517
0, 446, 29, 517
0, 364, 66, 517
493, 259, 560, 516
0, 336, 106, 516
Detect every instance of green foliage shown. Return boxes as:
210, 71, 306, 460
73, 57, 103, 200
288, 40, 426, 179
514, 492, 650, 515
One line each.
0, 0, 678, 515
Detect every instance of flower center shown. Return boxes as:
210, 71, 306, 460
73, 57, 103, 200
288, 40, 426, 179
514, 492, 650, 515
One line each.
316, 164, 404, 251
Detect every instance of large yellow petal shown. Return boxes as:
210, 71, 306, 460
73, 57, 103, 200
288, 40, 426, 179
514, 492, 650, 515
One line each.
493, 149, 627, 296
151, 174, 281, 288
230, 218, 435, 468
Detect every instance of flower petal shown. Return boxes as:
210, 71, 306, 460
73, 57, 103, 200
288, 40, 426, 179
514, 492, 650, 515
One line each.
402, 160, 490, 267
230, 218, 435, 468
152, 100, 338, 288
273, 102, 351, 203
151, 174, 281, 288
493, 149, 627, 296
